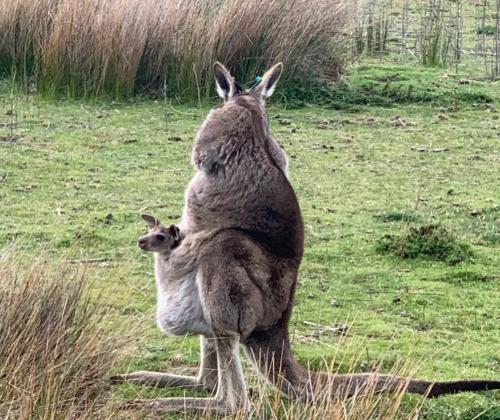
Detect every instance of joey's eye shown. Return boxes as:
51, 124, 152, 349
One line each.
156, 234, 166, 242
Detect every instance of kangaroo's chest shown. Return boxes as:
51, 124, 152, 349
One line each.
155, 268, 211, 337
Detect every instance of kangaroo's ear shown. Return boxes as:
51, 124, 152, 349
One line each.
142, 214, 159, 229
253, 62, 283, 98
168, 225, 180, 242
214, 62, 236, 101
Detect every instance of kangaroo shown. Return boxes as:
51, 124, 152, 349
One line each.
115, 63, 500, 414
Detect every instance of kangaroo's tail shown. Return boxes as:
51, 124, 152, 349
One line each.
244, 323, 499, 401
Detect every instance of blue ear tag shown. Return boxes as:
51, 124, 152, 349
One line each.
255, 76, 263, 83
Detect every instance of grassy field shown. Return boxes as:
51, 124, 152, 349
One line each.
1, 63, 499, 418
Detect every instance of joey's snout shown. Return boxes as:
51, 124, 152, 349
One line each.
138, 230, 176, 253
138, 236, 150, 250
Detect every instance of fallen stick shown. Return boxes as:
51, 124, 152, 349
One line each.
66, 257, 110, 264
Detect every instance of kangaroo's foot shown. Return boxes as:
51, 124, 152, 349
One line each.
121, 396, 250, 415
110, 371, 215, 392
112, 337, 219, 392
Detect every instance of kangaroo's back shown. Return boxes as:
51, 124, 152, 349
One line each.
185, 96, 304, 261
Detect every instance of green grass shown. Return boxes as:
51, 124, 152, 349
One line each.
282, 62, 497, 109
1, 63, 499, 418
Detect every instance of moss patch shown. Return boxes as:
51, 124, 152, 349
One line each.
377, 224, 474, 264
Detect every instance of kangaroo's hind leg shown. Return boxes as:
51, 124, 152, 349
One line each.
111, 336, 218, 393
121, 335, 249, 415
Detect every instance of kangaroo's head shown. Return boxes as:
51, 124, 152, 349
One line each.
213, 62, 283, 132
138, 214, 181, 255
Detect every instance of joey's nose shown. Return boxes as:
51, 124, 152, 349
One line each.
138, 238, 147, 249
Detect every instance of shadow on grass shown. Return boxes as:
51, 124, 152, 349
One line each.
374, 211, 421, 224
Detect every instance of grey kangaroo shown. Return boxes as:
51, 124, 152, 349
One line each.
115, 63, 499, 414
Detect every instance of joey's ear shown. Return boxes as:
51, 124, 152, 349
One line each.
214, 62, 236, 101
253, 62, 283, 98
168, 225, 181, 242
142, 214, 159, 229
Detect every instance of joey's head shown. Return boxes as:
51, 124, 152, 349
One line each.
213, 62, 284, 132
138, 214, 181, 255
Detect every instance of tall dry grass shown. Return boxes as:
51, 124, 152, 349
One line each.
0, 0, 351, 99
0, 253, 119, 419
239, 357, 426, 419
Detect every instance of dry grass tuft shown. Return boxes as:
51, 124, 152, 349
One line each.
0, 252, 119, 419
0, 0, 352, 99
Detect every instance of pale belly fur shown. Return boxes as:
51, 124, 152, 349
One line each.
156, 270, 212, 337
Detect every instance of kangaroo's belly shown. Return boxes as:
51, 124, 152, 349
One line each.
156, 270, 211, 337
